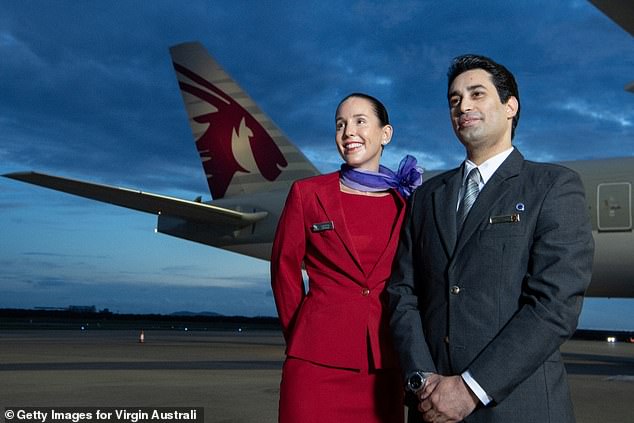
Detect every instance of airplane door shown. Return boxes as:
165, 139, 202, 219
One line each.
597, 182, 632, 231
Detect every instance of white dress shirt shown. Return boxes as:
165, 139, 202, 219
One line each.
457, 147, 515, 211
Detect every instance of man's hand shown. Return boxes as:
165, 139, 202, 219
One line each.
418, 375, 478, 423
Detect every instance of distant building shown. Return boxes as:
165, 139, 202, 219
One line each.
67, 305, 97, 313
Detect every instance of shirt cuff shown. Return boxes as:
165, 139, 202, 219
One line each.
461, 370, 492, 406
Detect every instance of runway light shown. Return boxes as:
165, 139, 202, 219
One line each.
606, 336, 616, 343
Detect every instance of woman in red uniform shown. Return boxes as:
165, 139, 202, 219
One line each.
271, 93, 423, 422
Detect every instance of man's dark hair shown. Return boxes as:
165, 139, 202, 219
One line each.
447, 54, 520, 139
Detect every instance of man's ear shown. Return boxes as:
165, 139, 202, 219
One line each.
506, 96, 519, 118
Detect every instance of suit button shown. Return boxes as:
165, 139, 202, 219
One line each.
450, 285, 461, 295
361, 288, 370, 296
444, 336, 450, 344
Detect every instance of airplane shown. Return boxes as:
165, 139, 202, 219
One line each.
589, 0, 634, 92
3, 40, 633, 298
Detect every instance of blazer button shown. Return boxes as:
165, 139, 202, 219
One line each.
450, 285, 461, 295
444, 336, 450, 344
361, 288, 370, 296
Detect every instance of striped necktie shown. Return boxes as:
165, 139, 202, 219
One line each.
458, 167, 481, 227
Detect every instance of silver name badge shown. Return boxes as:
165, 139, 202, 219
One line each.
311, 221, 334, 232
489, 213, 521, 224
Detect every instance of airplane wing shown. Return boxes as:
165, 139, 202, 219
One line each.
589, 0, 634, 37
589, 0, 634, 92
3, 171, 268, 226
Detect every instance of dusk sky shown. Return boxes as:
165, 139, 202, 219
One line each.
1, 1, 633, 329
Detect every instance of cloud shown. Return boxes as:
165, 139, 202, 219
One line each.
1, 1, 633, 324
22, 251, 108, 259
558, 99, 632, 128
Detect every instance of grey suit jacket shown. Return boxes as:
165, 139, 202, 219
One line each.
388, 149, 594, 422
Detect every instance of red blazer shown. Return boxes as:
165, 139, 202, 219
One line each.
271, 172, 405, 370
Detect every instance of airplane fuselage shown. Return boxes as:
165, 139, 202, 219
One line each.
160, 157, 634, 298
566, 157, 633, 297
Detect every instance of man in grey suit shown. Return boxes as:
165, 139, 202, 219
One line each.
387, 54, 594, 422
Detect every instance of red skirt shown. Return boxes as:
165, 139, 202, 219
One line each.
278, 357, 404, 423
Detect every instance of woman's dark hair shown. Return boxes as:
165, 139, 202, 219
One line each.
447, 54, 520, 139
336, 93, 389, 126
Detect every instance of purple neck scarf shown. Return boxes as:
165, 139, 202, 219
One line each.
339, 155, 424, 198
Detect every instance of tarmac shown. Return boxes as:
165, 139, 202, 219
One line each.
0, 329, 632, 423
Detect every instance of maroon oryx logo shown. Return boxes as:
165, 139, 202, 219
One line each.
173, 62, 288, 198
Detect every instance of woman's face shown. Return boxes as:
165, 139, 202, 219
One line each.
335, 97, 392, 171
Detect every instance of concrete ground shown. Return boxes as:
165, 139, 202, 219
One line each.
0, 330, 632, 422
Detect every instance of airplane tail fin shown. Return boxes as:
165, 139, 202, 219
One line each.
169, 42, 319, 200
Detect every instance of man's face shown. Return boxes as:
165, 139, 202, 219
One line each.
448, 69, 517, 159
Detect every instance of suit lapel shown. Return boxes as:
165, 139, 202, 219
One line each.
314, 173, 366, 276
455, 149, 524, 254
433, 168, 462, 257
